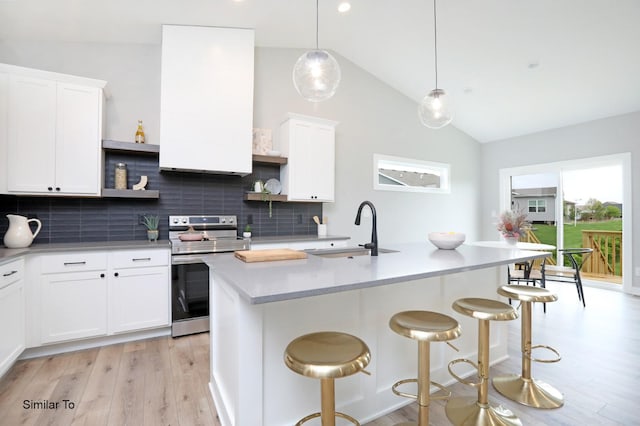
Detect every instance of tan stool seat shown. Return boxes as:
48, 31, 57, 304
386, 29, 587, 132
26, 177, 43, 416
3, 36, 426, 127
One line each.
390, 310, 461, 342
452, 297, 518, 321
497, 284, 558, 304
285, 331, 370, 379
285, 331, 370, 426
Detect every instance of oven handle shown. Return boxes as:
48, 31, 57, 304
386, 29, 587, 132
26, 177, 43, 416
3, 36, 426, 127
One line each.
171, 254, 207, 265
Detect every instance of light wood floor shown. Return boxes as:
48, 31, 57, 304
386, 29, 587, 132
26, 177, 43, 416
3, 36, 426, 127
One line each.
0, 283, 638, 425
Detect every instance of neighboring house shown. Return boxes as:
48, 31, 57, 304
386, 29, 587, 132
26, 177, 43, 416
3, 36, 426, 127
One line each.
511, 187, 557, 224
378, 168, 440, 188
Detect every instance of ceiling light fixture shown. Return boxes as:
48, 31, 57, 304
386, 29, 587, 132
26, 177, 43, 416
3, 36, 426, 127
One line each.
418, 0, 453, 129
292, 0, 341, 102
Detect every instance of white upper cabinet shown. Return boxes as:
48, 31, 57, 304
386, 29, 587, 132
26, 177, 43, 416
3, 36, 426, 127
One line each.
2, 63, 106, 196
278, 113, 338, 202
159, 25, 254, 175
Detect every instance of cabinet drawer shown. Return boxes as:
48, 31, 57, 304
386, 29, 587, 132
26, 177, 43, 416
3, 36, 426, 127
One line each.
110, 249, 169, 269
0, 258, 24, 289
41, 252, 106, 274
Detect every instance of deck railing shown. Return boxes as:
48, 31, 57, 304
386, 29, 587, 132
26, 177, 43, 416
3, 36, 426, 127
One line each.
582, 230, 622, 277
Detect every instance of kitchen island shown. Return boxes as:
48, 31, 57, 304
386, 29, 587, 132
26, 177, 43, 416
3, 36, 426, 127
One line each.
205, 243, 550, 426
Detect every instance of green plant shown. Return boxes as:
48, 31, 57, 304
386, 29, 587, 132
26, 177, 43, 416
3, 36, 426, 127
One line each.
244, 224, 252, 232
142, 214, 159, 230
261, 189, 273, 218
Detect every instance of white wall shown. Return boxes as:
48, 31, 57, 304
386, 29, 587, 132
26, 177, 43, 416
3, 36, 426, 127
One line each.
253, 48, 481, 245
480, 111, 640, 289
0, 41, 482, 244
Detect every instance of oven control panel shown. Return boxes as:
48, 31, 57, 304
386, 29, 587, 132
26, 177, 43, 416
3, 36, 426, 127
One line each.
169, 215, 237, 229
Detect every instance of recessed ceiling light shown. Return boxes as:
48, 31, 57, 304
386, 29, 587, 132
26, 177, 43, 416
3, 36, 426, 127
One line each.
338, 2, 351, 13
528, 62, 540, 69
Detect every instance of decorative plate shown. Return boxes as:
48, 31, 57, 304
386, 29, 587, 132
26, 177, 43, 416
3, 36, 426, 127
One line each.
264, 178, 282, 195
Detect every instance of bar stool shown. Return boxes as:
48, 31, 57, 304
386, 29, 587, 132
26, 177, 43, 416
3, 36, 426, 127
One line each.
446, 298, 521, 426
389, 311, 461, 426
493, 285, 563, 409
284, 331, 371, 426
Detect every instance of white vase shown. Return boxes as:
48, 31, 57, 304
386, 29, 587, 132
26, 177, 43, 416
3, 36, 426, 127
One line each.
504, 236, 518, 245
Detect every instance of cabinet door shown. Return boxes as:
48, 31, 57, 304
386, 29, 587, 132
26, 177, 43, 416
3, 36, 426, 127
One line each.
41, 271, 108, 343
109, 266, 170, 333
160, 25, 254, 175
7, 75, 56, 193
0, 260, 25, 377
55, 83, 102, 195
283, 118, 336, 202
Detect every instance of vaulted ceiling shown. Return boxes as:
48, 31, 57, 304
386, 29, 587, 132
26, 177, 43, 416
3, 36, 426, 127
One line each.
1, 0, 639, 142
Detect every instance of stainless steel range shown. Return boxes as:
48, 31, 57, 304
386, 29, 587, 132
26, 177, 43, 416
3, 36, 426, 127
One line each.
169, 215, 249, 337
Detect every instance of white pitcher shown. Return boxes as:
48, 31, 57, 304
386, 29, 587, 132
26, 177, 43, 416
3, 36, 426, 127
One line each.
3, 214, 42, 248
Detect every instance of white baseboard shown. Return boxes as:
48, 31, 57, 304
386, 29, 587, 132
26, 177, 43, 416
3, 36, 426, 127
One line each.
19, 327, 171, 360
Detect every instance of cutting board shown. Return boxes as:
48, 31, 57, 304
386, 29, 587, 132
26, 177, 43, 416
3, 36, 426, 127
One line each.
234, 248, 308, 263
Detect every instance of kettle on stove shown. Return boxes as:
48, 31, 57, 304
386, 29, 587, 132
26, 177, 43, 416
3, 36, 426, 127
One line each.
3, 214, 42, 248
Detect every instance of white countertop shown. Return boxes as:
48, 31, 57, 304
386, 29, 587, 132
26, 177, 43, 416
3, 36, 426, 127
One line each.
204, 242, 551, 305
0, 240, 171, 263
469, 240, 556, 250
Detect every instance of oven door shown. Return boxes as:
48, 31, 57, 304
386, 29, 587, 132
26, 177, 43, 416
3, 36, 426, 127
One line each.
171, 254, 210, 337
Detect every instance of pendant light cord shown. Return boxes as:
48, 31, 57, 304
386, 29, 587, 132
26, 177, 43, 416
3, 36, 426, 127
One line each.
433, 0, 439, 90
316, 0, 319, 49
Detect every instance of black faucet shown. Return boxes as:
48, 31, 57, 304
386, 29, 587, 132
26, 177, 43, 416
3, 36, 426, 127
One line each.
355, 201, 378, 256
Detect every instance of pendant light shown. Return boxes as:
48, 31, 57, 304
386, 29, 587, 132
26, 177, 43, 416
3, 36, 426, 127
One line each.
293, 0, 341, 102
418, 0, 453, 129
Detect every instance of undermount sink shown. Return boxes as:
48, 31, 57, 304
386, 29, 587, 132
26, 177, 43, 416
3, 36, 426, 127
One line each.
305, 247, 399, 258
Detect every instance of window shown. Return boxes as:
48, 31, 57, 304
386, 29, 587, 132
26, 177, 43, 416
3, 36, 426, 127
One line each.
528, 199, 546, 213
373, 154, 450, 194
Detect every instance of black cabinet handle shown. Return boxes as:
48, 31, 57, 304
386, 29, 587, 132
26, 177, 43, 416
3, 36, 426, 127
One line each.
64, 261, 87, 266
2, 270, 18, 277
100, 273, 105, 278
132, 257, 151, 262
48, 187, 53, 191
114, 272, 119, 277
55, 187, 61, 191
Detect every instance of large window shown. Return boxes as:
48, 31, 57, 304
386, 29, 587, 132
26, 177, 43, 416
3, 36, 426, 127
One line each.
528, 199, 546, 213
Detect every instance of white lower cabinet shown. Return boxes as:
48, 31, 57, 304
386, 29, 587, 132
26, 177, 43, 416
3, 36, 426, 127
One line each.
39, 252, 108, 344
0, 258, 25, 377
34, 248, 169, 346
109, 250, 170, 333
41, 270, 108, 344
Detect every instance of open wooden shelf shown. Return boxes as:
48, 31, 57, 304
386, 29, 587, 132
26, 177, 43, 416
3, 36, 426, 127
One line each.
102, 140, 160, 155
102, 188, 160, 199
243, 192, 288, 202
252, 154, 287, 166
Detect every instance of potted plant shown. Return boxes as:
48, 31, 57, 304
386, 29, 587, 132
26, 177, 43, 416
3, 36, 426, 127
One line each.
243, 224, 252, 239
142, 214, 159, 242
496, 209, 529, 244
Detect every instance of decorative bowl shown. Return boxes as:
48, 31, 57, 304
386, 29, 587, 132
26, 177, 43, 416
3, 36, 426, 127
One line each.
428, 232, 466, 250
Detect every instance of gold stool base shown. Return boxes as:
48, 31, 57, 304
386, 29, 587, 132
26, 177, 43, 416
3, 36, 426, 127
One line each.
492, 374, 564, 409
445, 397, 522, 426
295, 411, 360, 426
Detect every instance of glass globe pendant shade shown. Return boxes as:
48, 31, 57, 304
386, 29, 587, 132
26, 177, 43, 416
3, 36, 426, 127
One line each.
418, 88, 453, 129
292, 49, 341, 102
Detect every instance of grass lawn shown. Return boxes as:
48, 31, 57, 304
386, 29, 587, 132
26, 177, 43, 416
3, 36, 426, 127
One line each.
531, 219, 622, 270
